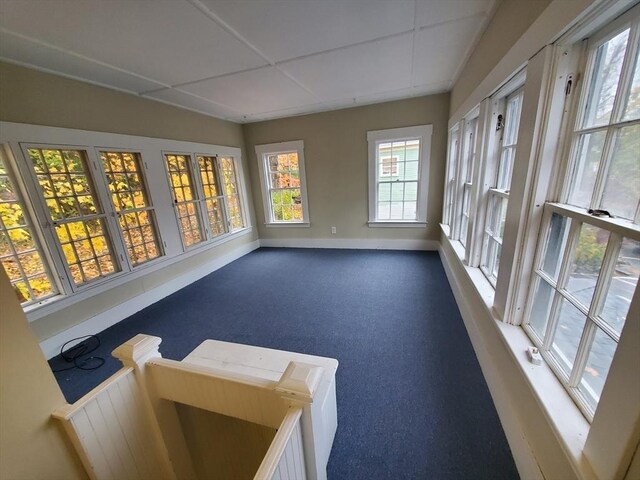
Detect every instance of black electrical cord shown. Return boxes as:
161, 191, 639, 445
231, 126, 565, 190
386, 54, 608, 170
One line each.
51, 334, 105, 373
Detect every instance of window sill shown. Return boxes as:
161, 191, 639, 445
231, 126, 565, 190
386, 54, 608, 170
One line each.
25, 226, 255, 322
368, 221, 428, 228
265, 222, 310, 228
440, 225, 594, 479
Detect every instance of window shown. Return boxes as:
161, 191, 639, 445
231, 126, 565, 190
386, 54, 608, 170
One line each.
100, 151, 162, 267
255, 141, 310, 225
164, 153, 245, 248
458, 117, 478, 247
25, 147, 120, 287
443, 125, 460, 228
523, 11, 640, 419
480, 89, 524, 285
0, 154, 57, 305
165, 153, 205, 249
367, 125, 432, 225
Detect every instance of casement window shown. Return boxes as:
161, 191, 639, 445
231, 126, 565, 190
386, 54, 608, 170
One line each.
24, 147, 121, 287
164, 153, 245, 248
0, 154, 57, 305
480, 89, 524, 285
367, 125, 432, 225
99, 151, 162, 267
523, 10, 640, 419
255, 141, 309, 225
458, 117, 479, 247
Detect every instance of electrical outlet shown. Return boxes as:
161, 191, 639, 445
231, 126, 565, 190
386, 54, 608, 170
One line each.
331, 226, 337, 234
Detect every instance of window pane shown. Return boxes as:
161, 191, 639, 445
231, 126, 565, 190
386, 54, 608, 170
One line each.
496, 147, 514, 190
165, 154, 204, 247
529, 277, 554, 340
551, 297, 587, 375
582, 29, 630, 128
599, 237, 640, 335
568, 131, 606, 208
579, 328, 617, 412
565, 223, 609, 307
622, 47, 640, 121
221, 157, 244, 230
540, 213, 571, 282
504, 93, 523, 146
600, 125, 640, 220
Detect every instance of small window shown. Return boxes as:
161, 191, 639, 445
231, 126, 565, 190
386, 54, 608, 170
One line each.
367, 125, 432, 225
0, 154, 57, 305
26, 147, 120, 287
99, 151, 163, 267
255, 141, 310, 225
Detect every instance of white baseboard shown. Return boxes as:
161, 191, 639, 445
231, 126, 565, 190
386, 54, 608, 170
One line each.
40, 240, 260, 359
437, 242, 544, 480
259, 237, 438, 250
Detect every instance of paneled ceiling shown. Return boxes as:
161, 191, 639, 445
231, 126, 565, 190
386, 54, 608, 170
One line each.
0, 0, 495, 123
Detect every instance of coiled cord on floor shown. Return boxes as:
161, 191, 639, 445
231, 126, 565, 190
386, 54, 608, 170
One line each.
51, 334, 105, 372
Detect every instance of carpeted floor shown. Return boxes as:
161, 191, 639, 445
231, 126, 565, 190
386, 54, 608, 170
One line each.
50, 248, 518, 480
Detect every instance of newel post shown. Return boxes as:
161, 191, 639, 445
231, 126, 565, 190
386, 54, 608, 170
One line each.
112, 333, 163, 372
275, 361, 326, 480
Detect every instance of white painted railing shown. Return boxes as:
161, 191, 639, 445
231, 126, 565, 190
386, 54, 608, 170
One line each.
254, 407, 306, 480
53, 334, 336, 480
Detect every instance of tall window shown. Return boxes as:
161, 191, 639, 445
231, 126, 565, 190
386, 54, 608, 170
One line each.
100, 151, 162, 267
164, 154, 204, 248
220, 156, 245, 231
480, 89, 524, 285
443, 125, 460, 228
255, 141, 309, 225
26, 147, 119, 287
0, 154, 57, 304
197, 155, 227, 237
524, 12, 640, 419
367, 125, 432, 225
459, 117, 478, 246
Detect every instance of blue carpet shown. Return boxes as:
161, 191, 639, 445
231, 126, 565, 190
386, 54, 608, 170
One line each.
50, 248, 518, 480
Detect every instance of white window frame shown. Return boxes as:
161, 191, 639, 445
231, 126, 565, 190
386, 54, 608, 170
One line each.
0, 121, 252, 319
456, 114, 480, 248
254, 140, 310, 227
367, 125, 432, 226
443, 124, 460, 228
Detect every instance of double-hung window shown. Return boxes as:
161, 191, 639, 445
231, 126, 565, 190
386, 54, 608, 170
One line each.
164, 153, 245, 249
523, 10, 640, 419
255, 141, 310, 225
367, 125, 432, 225
480, 89, 524, 285
443, 125, 460, 228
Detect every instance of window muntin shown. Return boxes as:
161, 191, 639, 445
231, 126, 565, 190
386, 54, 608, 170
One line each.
524, 205, 639, 419
0, 155, 57, 305
264, 151, 303, 223
567, 20, 640, 221
480, 89, 524, 285
164, 154, 204, 248
197, 155, 227, 237
27, 148, 119, 286
99, 151, 162, 267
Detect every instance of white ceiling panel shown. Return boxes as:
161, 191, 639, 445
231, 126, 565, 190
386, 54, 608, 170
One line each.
0, 30, 166, 93
0, 0, 267, 85
415, 0, 493, 28
180, 67, 318, 116
280, 33, 414, 101
200, 0, 415, 62
144, 88, 244, 121
412, 16, 481, 87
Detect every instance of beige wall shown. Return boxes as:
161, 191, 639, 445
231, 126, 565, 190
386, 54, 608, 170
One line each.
242, 94, 449, 243
0, 269, 87, 480
450, 0, 552, 115
0, 62, 259, 343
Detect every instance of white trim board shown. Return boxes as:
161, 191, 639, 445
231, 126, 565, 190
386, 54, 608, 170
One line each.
40, 239, 260, 359
259, 237, 438, 250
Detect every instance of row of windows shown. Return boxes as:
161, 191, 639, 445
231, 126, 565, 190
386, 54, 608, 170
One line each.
443, 6, 639, 420
0, 144, 245, 307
